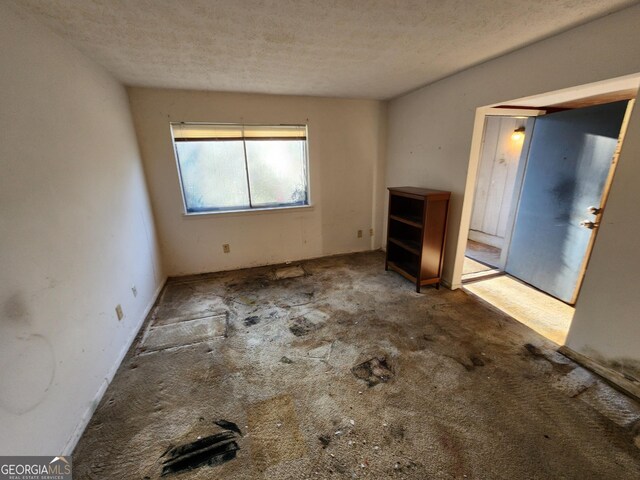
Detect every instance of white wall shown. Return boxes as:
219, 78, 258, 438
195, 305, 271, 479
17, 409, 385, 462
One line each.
386, 5, 640, 370
0, 5, 163, 455
128, 88, 387, 276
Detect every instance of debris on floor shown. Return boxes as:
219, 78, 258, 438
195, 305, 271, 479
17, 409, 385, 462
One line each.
318, 435, 331, 449
469, 355, 485, 367
160, 421, 241, 476
352, 356, 394, 387
273, 265, 307, 280
72, 251, 640, 479
289, 316, 320, 337
243, 315, 260, 327
214, 420, 243, 436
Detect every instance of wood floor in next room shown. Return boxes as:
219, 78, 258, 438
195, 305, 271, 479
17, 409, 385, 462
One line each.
72, 252, 640, 479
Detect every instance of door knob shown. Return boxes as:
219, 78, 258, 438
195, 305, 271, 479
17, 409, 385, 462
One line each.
587, 206, 602, 215
580, 220, 598, 229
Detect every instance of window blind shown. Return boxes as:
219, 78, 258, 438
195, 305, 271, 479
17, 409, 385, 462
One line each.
171, 123, 307, 141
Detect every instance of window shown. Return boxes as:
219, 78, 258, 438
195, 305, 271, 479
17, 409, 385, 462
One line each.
171, 123, 310, 214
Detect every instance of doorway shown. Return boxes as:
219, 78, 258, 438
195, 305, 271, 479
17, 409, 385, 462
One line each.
460, 96, 635, 345
463, 115, 529, 280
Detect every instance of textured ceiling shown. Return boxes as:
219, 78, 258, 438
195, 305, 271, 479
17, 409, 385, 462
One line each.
9, 0, 640, 99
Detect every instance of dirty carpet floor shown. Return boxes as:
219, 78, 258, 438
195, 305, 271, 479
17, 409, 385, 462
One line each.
73, 251, 640, 479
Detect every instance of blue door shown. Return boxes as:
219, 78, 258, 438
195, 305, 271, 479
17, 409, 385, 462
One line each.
505, 101, 628, 304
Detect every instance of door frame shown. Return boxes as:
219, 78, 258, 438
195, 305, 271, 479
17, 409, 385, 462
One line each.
452, 100, 636, 294
451, 107, 544, 288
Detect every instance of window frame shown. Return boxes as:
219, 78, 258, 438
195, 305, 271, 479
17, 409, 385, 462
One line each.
170, 122, 312, 216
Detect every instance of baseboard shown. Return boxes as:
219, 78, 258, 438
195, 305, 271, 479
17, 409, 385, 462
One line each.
468, 230, 504, 249
62, 278, 167, 455
558, 345, 640, 403
441, 278, 460, 290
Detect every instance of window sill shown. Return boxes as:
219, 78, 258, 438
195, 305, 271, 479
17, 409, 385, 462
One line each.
182, 204, 314, 218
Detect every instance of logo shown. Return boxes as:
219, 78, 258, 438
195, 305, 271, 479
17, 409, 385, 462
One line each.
0, 456, 72, 480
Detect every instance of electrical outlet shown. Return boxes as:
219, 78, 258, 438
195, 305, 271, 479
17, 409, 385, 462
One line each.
131, 285, 137, 297
223, 244, 230, 253
369, 228, 374, 237
357, 230, 363, 238
115, 304, 124, 321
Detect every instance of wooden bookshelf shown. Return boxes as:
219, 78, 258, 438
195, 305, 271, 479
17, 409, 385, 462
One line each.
385, 187, 451, 292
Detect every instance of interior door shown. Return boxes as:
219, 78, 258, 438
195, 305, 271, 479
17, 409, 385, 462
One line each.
505, 101, 628, 304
